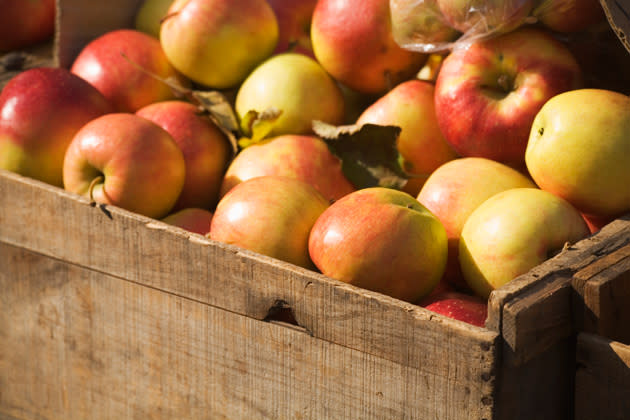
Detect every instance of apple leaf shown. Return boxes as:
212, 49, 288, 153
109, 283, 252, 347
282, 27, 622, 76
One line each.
312, 120, 409, 190
238, 107, 283, 149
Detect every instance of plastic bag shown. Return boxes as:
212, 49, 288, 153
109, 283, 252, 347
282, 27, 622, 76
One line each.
390, 0, 538, 53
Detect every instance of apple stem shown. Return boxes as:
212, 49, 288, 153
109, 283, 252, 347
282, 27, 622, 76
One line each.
88, 175, 104, 206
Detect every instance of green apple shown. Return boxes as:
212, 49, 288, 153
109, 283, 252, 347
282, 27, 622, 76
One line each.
210, 176, 330, 269
0, 67, 113, 187
136, 100, 232, 211
235, 53, 345, 137
63, 113, 186, 219
311, 0, 427, 94
417, 157, 536, 290
356, 79, 459, 197
134, 0, 174, 38
308, 187, 448, 302
160, 0, 278, 89
526, 89, 630, 219
459, 188, 590, 299
220, 134, 355, 202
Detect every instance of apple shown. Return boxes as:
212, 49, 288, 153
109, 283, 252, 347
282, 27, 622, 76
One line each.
421, 291, 488, 327
308, 187, 448, 303
71, 29, 182, 113
235, 53, 345, 137
160, 0, 278, 89
389, 0, 460, 51
417, 157, 536, 290
436, 0, 535, 35
267, 0, 318, 57
310, 0, 428, 95
0, 0, 55, 52
162, 208, 213, 235
210, 176, 330, 269
134, 0, 174, 39
136, 100, 232, 211
0, 67, 113, 187
356, 79, 459, 197
459, 188, 590, 299
532, 0, 606, 33
582, 212, 616, 235
63, 113, 186, 219
434, 26, 583, 166
525, 88, 630, 219
219, 134, 355, 203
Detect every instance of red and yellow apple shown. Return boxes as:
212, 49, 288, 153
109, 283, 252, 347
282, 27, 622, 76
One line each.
532, 0, 606, 33
162, 207, 213, 236
0, 0, 55, 51
459, 188, 590, 299
267, 0, 317, 57
308, 187, 448, 302
417, 157, 536, 290
71, 29, 182, 113
210, 176, 330, 269
63, 113, 186, 219
136, 100, 232, 211
160, 0, 278, 89
0, 67, 113, 187
311, 0, 427, 94
235, 53, 345, 137
434, 27, 583, 166
525, 88, 630, 219
220, 134, 355, 202
356, 79, 459, 196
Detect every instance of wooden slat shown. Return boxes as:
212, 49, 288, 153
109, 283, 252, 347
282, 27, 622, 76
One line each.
487, 215, 630, 364
575, 332, 630, 420
572, 243, 630, 344
0, 170, 498, 392
0, 243, 497, 420
600, 0, 630, 53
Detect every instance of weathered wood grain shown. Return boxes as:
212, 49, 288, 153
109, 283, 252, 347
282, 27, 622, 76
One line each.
0, 242, 497, 420
575, 332, 630, 420
572, 243, 630, 344
487, 215, 630, 363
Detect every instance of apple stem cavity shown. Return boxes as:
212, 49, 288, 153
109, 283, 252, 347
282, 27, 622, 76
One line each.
88, 175, 104, 205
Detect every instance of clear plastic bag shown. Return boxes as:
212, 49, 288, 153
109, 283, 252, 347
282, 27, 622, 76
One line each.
390, 0, 538, 52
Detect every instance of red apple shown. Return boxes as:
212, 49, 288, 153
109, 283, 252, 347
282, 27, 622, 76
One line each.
532, 0, 606, 33
210, 176, 330, 269
417, 157, 536, 290
71, 29, 183, 113
434, 27, 583, 166
160, 0, 278, 89
136, 100, 232, 211
308, 187, 448, 303
421, 291, 488, 327
356, 79, 459, 197
267, 0, 318, 57
219, 134, 355, 203
0, 67, 113, 187
0, 0, 55, 52
310, 0, 427, 94
63, 113, 186, 219
162, 208, 213, 235
422, 292, 488, 327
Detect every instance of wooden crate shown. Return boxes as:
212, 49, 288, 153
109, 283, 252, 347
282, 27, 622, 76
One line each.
2, 1, 630, 419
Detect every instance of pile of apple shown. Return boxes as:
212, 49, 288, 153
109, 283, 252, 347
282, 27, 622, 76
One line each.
1, 0, 629, 328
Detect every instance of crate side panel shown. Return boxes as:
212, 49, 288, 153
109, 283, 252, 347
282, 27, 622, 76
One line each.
575, 332, 630, 420
0, 242, 498, 420
0, 170, 498, 379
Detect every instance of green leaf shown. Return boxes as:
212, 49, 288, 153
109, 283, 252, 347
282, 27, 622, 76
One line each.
312, 120, 409, 190
238, 107, 283, 149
